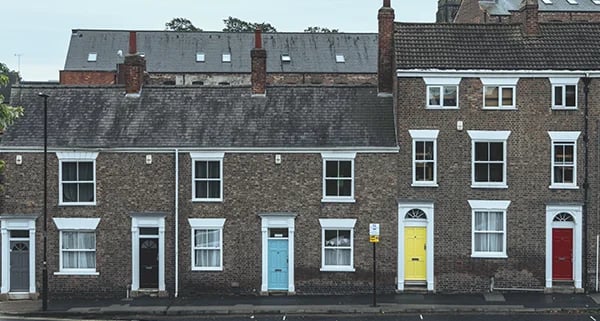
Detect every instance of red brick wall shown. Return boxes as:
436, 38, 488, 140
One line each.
59, 71, 115, 85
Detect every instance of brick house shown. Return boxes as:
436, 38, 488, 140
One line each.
60, 30, 378, 87
393, 1, 600, 292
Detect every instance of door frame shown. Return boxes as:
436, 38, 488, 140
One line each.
130, 213, 166, 292
259, 213, 296, 294
0, 215, 37, 297
545, 204, 582, 289
398, 201, 434, 292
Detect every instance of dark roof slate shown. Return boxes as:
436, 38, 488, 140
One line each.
64, 30, 377, 74
3, 85, 395, 149
395, 22, 600, 70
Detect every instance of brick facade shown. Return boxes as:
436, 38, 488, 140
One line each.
59, 71, 116, 85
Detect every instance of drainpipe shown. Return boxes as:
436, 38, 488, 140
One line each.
583, 76, 590, 292
175, 149, 179, 297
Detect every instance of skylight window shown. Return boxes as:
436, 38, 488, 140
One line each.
335, 54, 345, 63
281, 54, 291, 62
566, 0, 577, 4
87, 52, 97, 62
196, 52, 205, 62
541, 0, 552, 4
593, 0, 600, 4
222, 53, 231, 63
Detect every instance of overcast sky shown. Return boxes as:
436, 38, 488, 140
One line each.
1, 0, 437, 81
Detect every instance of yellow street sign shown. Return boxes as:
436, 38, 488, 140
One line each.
369, 235, 380, 243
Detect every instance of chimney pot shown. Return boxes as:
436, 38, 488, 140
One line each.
383, 0, 391, 7
129, 31, 137, 55
254, 28, 262, 49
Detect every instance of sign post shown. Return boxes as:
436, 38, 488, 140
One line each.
369, 223, 380, 307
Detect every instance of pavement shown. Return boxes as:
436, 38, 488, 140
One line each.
2, 292, 600, 318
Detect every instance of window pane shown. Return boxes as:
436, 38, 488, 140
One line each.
325, 230, 350, 247
196, 249, 220, 267
564, 145, 574, 163
338, 161, 351, 178
324, 248, 350, 266
501, 87, 513, 106
208, 161, 220, 179
195, 181, 208, 198
208, 181, 221, 198
324, 230, 338, 246
79, 183, 94, 202
485, 87, 499, 107
78, 162, 93, 181
475, 233, 503, 252
62, 162, 77, 181
475, 164, 489, 182
196, 161, 207, 179
424, 142, 434, 160
416, 142, 425, 160
489, 142, 503, 161
565, 85, 576, 107
338, 179, 352, 196
563, 167, 574, 183
443, 86, 457, 107
489, 164, 503, 182
325, 161, 338, 178
475, 142, 488, 161
195, 230, 208, 247
325, 179, 338, 196
63, 183, 78, 202
62, 232, 77, 249
78, 232, 95, 249
554, 145, 565, 163
415, 163, 426, 181
428, 86, 440, 106
554, 86, 563, 106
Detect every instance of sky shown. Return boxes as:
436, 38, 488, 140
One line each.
1, 0, 437, 81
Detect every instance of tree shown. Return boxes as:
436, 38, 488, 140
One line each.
304, 26, 339, 33
165, 18, 202, 32
0, 62, 24, 174
222, 16, 277, 32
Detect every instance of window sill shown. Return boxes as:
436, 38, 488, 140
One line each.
191, 199, 223, 203
471, 184, 508, 189
54, 271, 99, 276
321, 197, 356, 203
192, 267, 223, 272
482, 107, 517, 110
411, 182, 439, 188
426, 106, 459, 110
320, 267, 355, 272
471, 253, 507, 259
552, 107, 578, 110
58, 202, 97, 206
549, 185, 579, 190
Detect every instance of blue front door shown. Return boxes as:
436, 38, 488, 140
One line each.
268, 239, 288, 290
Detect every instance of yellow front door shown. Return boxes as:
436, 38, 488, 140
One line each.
405, 227, 426, 281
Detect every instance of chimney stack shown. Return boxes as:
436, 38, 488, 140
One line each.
378, 0, 395, 95
118, 31, 146, 95
520, 0, 540, 36
251, 28, 267, 96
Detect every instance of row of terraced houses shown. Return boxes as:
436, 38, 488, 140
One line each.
1, 0, 600, 299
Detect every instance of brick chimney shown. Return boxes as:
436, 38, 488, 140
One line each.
251, 28, 267, 96
520, 0, 540, 36
378, 0, 395, 95
117, 31, 146, 95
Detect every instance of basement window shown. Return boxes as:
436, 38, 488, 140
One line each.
87, 52, 97, 62
281, 54, 291, 62
196, 52, 205, 62
222, 53, 231, 63
541, 0, 552, 4
335, 54, 345, 63
566, 0, 577, 3
593, 0, 600, 4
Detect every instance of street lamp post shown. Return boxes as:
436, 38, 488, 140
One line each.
38, 92, 49, 311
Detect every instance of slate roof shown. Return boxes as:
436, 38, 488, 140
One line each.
64, 30, 377, 74
484, 0, 600, 16
2, 85, 395, 149
395, 22, 600, 70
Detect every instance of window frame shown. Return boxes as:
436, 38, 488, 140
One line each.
56, 152, 98, 206
191, 152, 224, 202
188, 218, 226, 271
53, 218, 100, 275
481, 78, 518, 110
550, 78, 579, 110
468, 131, 511, 189
409, 130, 439, 187
319, 218, 356, 272
548, 131, 580, 189
423, 77, 460, 109
321, 152, 356, 203
468, 200, 510, 259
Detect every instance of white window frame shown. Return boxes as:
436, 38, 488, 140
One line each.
409, 130, 439, 187
424, 77, 461, 109
550, 78, 578, 110
53, 218, 100, 275
321, 152, 356, 203
481, 78, 518, 110
319, 218, 356, 272
188, 218, 226, 271
468, 131, 510, 189
468, 200, 510, 258
56, 152, 98, 206
191, 152, 224, 202
548, 131, 580, 189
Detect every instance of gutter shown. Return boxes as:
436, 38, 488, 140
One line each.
175, 149, 179, 297
583, 76, 590, 292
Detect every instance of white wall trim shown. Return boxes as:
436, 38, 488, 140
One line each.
0, 147, 399, 154
468, 200, 511, 210
131, 214, 166, 292
320, 152, 357, 160
548, 131, 581, 142
55, 152, 99, 160
53, 218, 100, 230
480, 77, 519, 86
1, 216, 37, 295
549, 77, 580, 85
423, 77, 461, 85
318, 218, 357, 229
188, 218, 226, 272
397, 69, 600, 78
397, 202, 434, 292
467, 130, 511, 141
409, 130, 440, 140
189, 152, 225, 160
188, 218, 226, 229
259, 213, 296, 293
545, 204, 583, 289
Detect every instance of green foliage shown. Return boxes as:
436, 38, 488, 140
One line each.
0, 62, 24, 182
304, 26, 339, 33
222, 16, 277, 32
165, 18, 202, 31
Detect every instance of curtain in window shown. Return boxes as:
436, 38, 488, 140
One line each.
324, 229, 351, 266
195, 229, 221, 267
474, 211, 503, 252
62, 232, 96, 269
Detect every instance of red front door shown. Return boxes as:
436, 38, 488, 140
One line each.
552, 228, 573, 280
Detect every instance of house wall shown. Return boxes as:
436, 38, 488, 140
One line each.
60, 71, 116, 85
395, 76, 600, 293
455, 2, 600, 24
